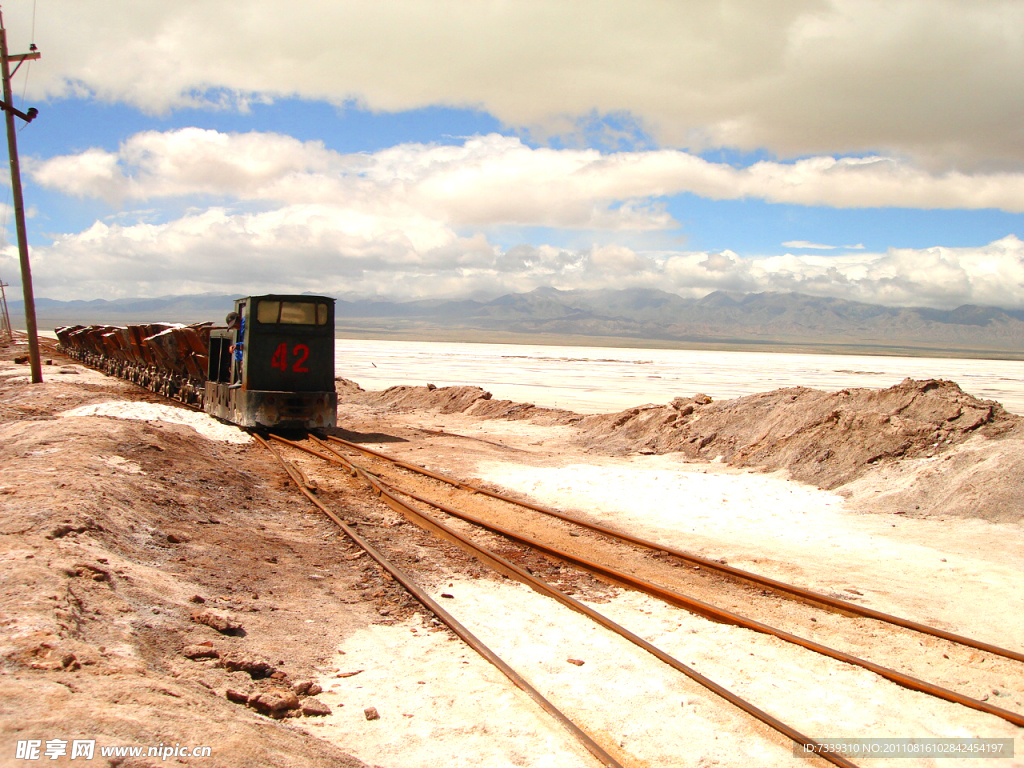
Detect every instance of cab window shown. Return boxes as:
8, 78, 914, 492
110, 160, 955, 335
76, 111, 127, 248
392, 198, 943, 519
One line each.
256, 300, 327, 325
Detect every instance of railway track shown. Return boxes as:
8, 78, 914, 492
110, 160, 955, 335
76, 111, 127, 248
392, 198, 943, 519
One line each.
30, 338, 1022, 763
256, 430, 1024, 768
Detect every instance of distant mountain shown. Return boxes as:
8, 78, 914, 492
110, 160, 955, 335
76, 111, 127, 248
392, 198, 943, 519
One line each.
13, 288, 1024, 357
27, 293, 245, 324
339, 287, 1024, 356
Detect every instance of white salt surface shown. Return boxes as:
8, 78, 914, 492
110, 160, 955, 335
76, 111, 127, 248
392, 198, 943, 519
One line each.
328, 425, 1023, 767
59, 401, 251, 444
318, 578, 797, 768
319, 574, 1022, 768
313, 612, 598, 768
0, 362, 114, 386
470, 455, 1024, 651
336, 339, 1024, 415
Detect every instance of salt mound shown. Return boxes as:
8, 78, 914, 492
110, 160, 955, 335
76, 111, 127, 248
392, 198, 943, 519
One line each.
354, 379, 1021, 497
354, 383, 579, 425
60, 401, 251, 444
575, 378, 1019, 489
841, 431, 1024, 523
361, 384, 497, 414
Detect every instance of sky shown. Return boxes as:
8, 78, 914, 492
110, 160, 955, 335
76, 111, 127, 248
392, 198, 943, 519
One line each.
2, 0, 1024, 309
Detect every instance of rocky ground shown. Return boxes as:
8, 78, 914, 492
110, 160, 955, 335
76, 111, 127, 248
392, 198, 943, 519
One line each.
0, 342, 384, 767
1, 337, 1022, 767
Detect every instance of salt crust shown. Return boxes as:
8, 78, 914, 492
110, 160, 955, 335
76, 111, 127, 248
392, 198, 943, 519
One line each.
59, 401, 251, 444
472, 456, 1024, 649
320, 575, 1022, 768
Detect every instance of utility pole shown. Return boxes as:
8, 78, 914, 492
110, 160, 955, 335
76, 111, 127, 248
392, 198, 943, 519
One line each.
0, 8, 40, 382
0, 280, 12, 341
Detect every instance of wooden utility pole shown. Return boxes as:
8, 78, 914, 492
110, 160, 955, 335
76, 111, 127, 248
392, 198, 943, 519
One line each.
0, 280, 12, 341
0, 8, 40, 382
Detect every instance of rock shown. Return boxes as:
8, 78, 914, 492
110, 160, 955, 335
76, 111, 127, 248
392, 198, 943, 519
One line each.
166, 532, 191, 544
293, 680, 322, 696
248, 689, 301, 718
364, 706, 380, 721
191, 610, 243, 635
182, 644, 220, 660
220, 654, 276, 679
301, 698, 332, 717
46, 523, 88, 540
225, 688, 250, 704
57, 562, 110, 581
566, 658, 585, 666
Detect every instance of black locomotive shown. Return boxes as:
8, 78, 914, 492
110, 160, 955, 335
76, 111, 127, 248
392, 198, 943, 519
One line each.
56, 294, 338, 431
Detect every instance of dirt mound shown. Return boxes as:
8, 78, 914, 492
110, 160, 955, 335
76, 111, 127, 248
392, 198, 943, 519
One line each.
340, 378, 1024, 520
575, 378, 1019, 488
467, 397, 581, 425
334, 376, 365, 395
840, 431, 1024, 523
360, 384, 495, 414
351, 383, 581, 426
349, 379, 1019, 491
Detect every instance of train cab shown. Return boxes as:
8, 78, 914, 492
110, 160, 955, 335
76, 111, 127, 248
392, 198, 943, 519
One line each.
205, 294, 337, 430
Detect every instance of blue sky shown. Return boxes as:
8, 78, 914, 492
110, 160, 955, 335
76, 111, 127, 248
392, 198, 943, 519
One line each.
3, 1, 1024, 309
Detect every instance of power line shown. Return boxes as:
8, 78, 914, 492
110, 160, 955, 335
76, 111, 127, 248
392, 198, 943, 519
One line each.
21, 0, 36, 104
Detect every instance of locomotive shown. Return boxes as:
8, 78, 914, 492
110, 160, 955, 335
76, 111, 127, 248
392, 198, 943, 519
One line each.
56, 294, 338, 430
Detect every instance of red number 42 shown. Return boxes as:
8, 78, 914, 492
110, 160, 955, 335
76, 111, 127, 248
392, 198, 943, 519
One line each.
271, 343, 310, 373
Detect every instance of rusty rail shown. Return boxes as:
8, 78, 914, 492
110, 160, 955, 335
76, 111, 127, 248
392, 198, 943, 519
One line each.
270, 434, 861, 768
326, 435, 1024, 665
299, 435, 1024, 728
252, 433, 626, 768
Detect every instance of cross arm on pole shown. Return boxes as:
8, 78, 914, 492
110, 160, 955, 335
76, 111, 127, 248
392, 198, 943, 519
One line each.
5, 51, 40, 63
0, 99, 35, 122
6, 48, 39, 78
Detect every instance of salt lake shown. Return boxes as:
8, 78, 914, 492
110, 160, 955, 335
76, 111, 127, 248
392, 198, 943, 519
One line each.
335, 339, 1024, 415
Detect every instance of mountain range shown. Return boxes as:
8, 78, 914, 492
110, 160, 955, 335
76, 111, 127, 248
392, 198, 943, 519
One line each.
13, 288, 1024, 358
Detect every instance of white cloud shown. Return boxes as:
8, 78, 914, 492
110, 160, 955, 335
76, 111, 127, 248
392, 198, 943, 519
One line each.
13, 196, 1024, 311
29, 129, 341, 204
30, 130, 1024, 219
11, 0, 1024, 170
16, 129, 1024, 307
664, 236, 1024, 310
18, 204, 479, 298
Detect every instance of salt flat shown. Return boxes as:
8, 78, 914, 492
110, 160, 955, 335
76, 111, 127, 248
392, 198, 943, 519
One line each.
336, 339, 1024, 415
